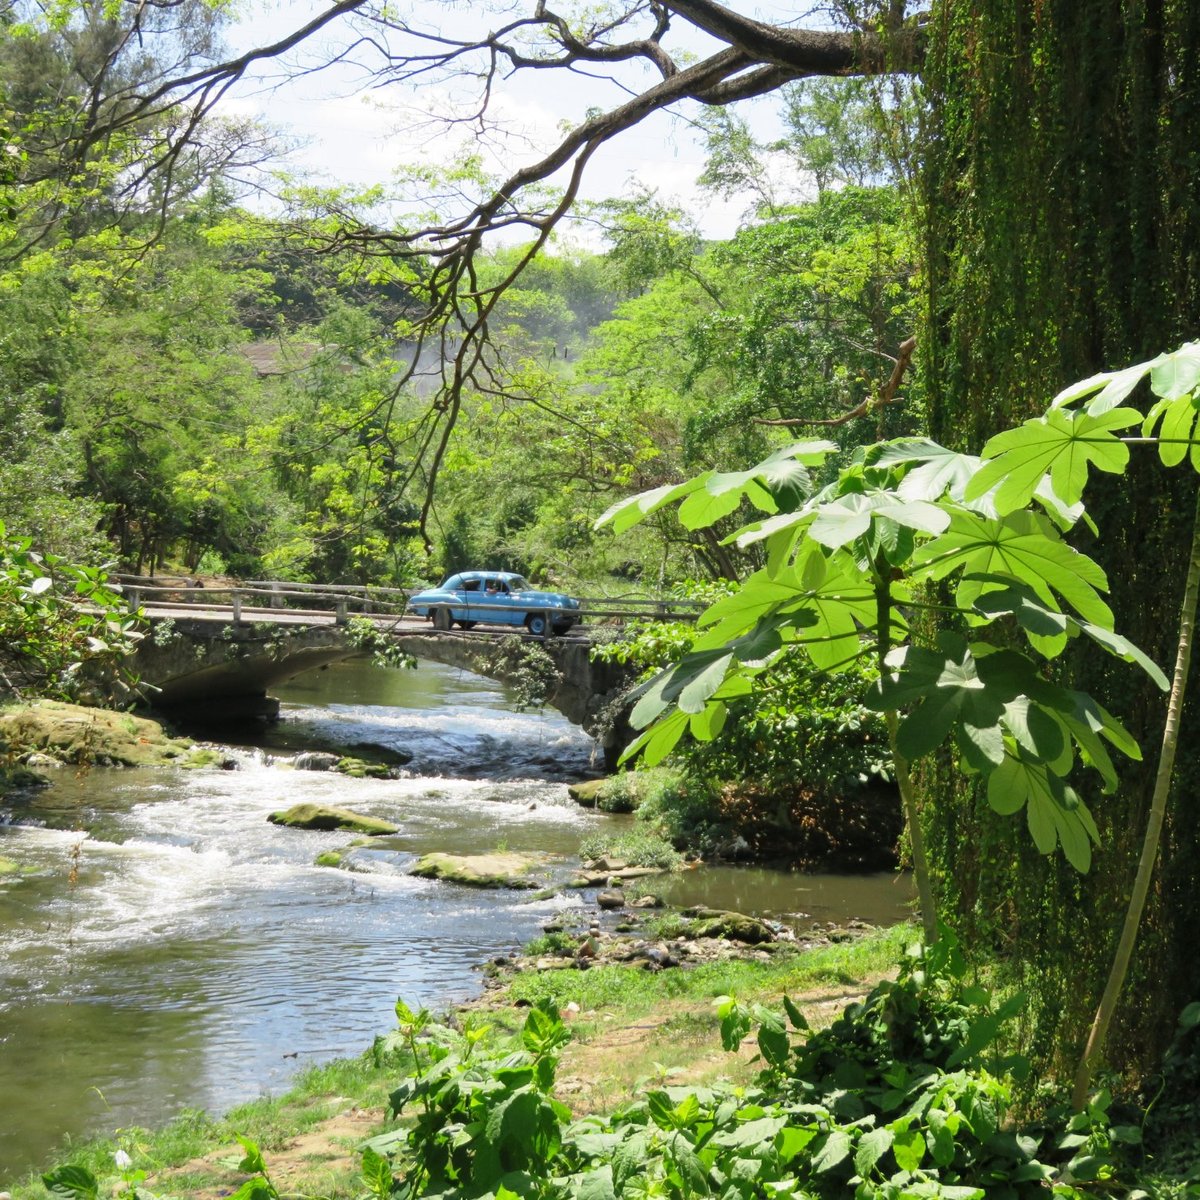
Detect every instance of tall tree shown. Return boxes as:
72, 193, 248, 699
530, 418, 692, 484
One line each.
919, 0, 1200, 1077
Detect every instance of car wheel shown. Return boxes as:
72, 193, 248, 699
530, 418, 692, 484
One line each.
456, 620, 476, 630
433, 605, 452, 631
525, 612, 548, 636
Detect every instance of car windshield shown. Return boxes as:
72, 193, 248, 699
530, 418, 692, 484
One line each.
506, 577, 529, 591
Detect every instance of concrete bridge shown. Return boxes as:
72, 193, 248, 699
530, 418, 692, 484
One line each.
124, 578, 693, 763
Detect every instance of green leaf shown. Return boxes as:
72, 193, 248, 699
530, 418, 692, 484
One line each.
596, 476, 710, 535
596, 441, 835, 534
689, 702, 727, 741
619, 708, 689, 767
1051, 357, 1155, 413
41, 1166, 99, 1200
775, 1125, 819, 1162
810, 1129, 852, 1174
1142, 391, 1200, 469
235, 1134, 267, 1176
1150, 341, 1200, 401
523, 1001, 570, 1056
855, 1126, 894, 1176
782, 995, 809, 1030
891, 1127, 926, 1173
968, 576, 1070, 657
1077, 621, 1169, 690
873, 637, 1033, 764
966, 408, 1139, 513
613, 1132, 651, 1189
1001, 697, 1065, 762
987, 753, 1098, 869
575, 1165, 615, 1200
648, 1090, 678, 1130
360, 1148, 393, 1200
757, 1014, 790, 1069
669, 1131, 711, 1194
911, 509, 1113, 628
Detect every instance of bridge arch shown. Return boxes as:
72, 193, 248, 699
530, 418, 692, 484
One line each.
135, 617, 636, 764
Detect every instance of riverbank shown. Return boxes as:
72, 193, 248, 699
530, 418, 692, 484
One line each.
4, 925, 915, 1199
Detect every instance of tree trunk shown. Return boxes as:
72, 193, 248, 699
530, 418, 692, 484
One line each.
921, 0, 1200, 1078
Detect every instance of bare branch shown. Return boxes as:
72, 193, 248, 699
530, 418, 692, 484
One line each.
755, 336, 916, 428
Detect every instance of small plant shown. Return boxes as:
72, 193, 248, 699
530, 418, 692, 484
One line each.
150, 616, 179, 647
524, 929, 579, 957
480, 635, 561, 712
346, 616, 417, 671
577, 827, 683, 869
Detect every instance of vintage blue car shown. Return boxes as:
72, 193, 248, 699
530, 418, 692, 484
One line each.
406, 571, 581, 635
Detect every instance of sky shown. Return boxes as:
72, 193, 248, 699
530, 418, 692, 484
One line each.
219, 0, 805, 246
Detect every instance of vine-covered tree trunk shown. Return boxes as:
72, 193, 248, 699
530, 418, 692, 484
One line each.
920, 0, 1200, 1078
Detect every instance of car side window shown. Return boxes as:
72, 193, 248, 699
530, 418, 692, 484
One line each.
462, 579, 481, 592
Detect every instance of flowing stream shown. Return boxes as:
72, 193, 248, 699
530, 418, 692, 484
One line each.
0, 658, 910, 1180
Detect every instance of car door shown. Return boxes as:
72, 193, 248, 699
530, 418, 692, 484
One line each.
470, 577, 514, 626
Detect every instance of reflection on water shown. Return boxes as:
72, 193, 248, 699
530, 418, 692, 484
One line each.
653, 866, 913, 932
0, 658, 910, 1180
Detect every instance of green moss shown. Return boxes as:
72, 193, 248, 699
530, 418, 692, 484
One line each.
411, 852, 542, 889
335, 756, 392, 779
0, 701, 199, 768
267, 804, 398, 836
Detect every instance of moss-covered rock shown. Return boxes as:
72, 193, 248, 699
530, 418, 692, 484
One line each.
0, 763, 51, 798
268, 804, 398, 836
0, 701, 222, 770
566, 778, 606, 805
335, 757, 393, 780
682, 906, 777, 945
410, 852, 542, 889
0, 855, 40, 881
567, 775, 639, 813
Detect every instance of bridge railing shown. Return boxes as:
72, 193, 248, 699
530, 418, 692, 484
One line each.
112, 575, 409, 626
112, 575, 707, 629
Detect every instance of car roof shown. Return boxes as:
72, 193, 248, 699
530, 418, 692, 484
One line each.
443, 571, 527, 586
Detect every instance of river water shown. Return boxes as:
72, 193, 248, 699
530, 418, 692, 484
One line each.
0, 658, 910, 1181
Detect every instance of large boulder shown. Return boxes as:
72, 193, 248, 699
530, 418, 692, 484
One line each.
267, 803, 398, 836
682, 906, 778, 945
0, 700, 226, 769
410, 852, 542, 889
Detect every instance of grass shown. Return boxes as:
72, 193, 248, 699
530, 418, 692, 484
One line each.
504, 921, 916, 1021
576, 826, 682, 869
4, 1048, 411, 1200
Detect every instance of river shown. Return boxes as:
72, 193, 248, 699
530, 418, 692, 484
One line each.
0, 658, 910, 1181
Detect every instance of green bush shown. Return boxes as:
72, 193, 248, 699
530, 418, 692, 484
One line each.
349, 929, 1133, 1200
593, 608, 889, 797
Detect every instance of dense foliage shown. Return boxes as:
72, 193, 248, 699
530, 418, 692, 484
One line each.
0, 521, 141, 704
920, 0, 1200, 1078
139, 931, 1143, 1200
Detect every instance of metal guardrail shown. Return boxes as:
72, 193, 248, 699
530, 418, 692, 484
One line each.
112, 575, 706, 628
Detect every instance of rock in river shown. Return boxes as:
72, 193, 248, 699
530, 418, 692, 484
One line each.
267, 803, 398, 836
410, 852, 542, 889
291, 752, 341, 772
